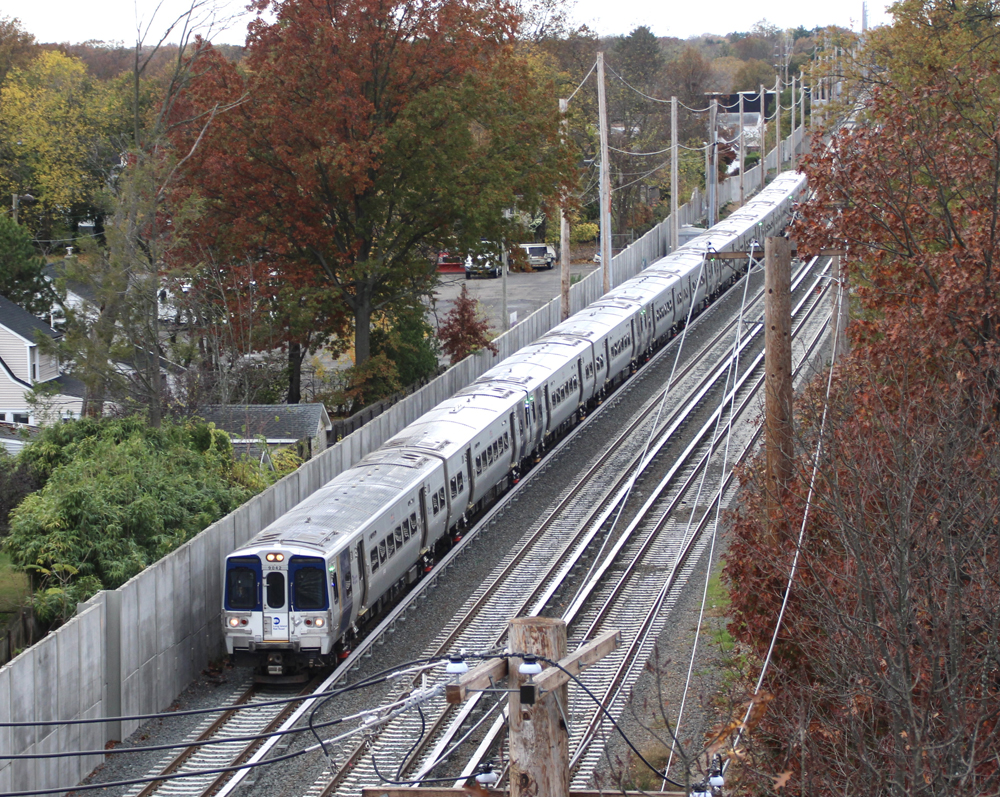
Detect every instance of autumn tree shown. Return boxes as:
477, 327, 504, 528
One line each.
0, 50, 118, 243
723, 2, 1000, 793
438, 284, 498, 364
179, 0, 572, 391
605, 27, 668, 233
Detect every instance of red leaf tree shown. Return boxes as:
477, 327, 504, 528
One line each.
437, 284, 498, 364
723, 5, 1000, 794
175, 0, 572, 395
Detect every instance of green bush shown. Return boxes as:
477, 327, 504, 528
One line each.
570, 222, 599, 243
3, 417, 258, 623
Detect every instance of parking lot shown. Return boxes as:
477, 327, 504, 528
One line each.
430, 261, 601, 336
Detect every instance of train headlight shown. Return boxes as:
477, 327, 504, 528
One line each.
228, 616, 240, 627
314, 617, 325, 628
265, 552, 285, 562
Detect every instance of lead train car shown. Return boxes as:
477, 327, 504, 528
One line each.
223, 171, 807, 678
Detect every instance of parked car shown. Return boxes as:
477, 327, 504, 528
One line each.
465, 242, 503, 279
518, 243, 556, 270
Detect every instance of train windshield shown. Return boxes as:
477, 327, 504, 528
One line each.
290, 556, 329, 611
227, 568, 257, 609
225, 557, 261, 610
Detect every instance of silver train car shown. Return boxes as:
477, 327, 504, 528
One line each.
223, 171, 808, 678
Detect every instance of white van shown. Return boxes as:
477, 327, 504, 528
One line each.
518, 243, 556, 269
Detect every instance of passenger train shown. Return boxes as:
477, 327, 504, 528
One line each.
223, 171, 808, 678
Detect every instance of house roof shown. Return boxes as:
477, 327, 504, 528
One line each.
0, 294, 60, 344
197, 404, 332, 443
51, 373, 87, 398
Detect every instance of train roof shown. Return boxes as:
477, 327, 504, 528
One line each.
477, 335, 591, 388
385, 389, 520, 457
237, 454, 433, 554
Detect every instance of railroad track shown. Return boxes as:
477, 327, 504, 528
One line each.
301, 255, 833, 795
120, 677, 322, 797
126, 255, 827, 797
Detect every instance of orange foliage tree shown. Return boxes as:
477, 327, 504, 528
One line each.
723, 2, 1000, 793
174, 0, 572, 399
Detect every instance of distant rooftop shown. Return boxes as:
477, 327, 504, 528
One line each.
197, 404, 332, 443
0, 294, 60, 343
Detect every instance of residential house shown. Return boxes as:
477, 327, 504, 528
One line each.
196, 403, 333, 465
0, 294, 85, 431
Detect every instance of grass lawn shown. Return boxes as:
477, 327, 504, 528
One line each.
0, 552, 29, 622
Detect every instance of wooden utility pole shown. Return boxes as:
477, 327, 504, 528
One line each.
774, 76, 781, 169
738, 92, 745, 208
708, 96, 718, 226
671, 97, 678, 252
764, 236, 793, 543
445, 625, 624, 796
560, 98, 571, 321
759, 84, 766, 190
597, 52, 611, 293
790, 74, 796, 170
509, 617, 569, 797
831, 254, 850, 360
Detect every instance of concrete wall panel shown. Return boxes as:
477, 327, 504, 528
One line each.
171, 541, 193, 649
0, 665, 11, 792
135, 569, 157, 673
188, 533, 209, 634
56, 620, 81, 727
35, 636, 57, 744
119, 580, 139, 708
9, 647, 34, 755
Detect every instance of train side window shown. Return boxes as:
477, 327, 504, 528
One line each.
387, 529, 397, 556
432, 492, 439, 514
450, 476, 458, 497
457, 472, 464, 491
439, 487, 446, 506
475, 455, 482, 475
370, 547, 379, 572
410, 511, 418, 529
379, 540, 387, 564
396, 526, 404, 547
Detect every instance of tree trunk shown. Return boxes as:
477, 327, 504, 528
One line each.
286, 341, 302, 404
353, 290, 374, 366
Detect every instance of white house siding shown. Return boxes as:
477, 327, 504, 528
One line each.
37, 351, 59, 382
32, 393, 83, 425
0, 374, 30, 420
0, 336, 28, 382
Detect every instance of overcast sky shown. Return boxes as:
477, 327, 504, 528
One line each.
5, 0, 892, 48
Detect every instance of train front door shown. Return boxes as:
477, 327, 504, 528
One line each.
262, 568, 289, 641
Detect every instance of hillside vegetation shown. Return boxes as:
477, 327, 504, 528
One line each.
723, 1, 1000, 793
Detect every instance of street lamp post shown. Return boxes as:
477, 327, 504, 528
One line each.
12, 193, 35, 224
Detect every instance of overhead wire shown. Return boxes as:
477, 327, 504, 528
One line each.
725, 261, 842, 771
663, 246, 761, 783
566, 59, 597, 104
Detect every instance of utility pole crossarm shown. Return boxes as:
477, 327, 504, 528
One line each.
445, 658, 509, 704
532, 628, 621, 693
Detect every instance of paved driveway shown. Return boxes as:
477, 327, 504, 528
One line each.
430, 262, 601, 336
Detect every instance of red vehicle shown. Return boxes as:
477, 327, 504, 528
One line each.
436, 251, 464, 273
